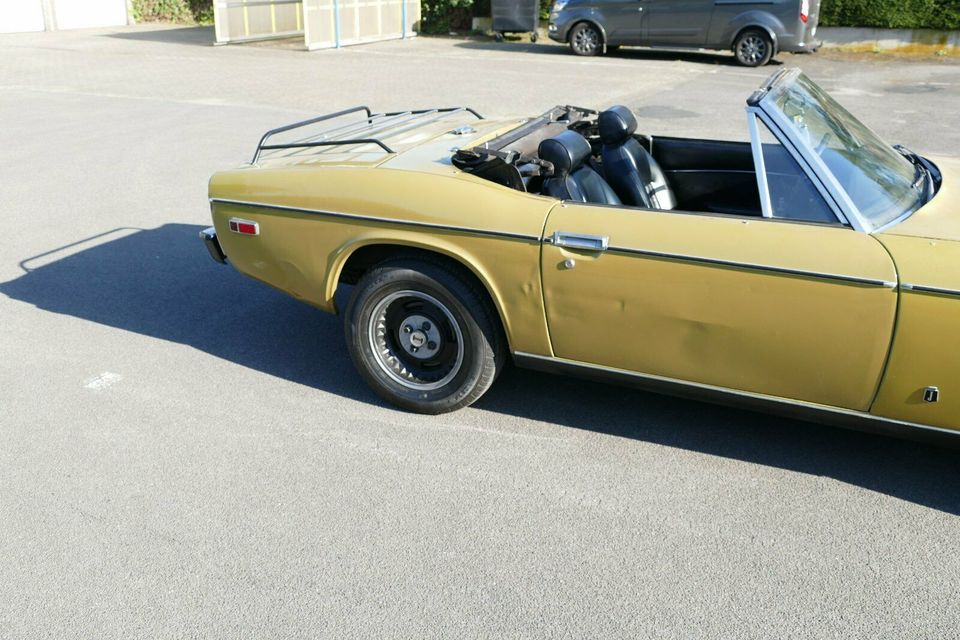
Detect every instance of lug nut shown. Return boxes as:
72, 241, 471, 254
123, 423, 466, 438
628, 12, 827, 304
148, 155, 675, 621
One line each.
411, 346, 419, 353
422, 321, 431, 331
427, 341, 437, 350
403, 325, 412, 333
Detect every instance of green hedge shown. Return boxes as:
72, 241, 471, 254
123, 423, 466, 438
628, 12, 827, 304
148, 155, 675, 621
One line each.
422, 0, 551, 33
820, 0, 960, 30
132, 0, 213, 24
421, 0, 474, 33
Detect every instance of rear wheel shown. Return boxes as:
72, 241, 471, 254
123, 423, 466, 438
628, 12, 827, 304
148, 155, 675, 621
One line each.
344, 258, 506, 414
569, 22, 602, 56
734, 29, 773, 67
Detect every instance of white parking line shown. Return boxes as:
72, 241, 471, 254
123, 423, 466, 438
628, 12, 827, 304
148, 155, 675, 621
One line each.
84, 372, 122, 392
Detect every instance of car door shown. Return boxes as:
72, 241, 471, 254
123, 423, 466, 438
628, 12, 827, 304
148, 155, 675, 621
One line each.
599, 0, 646, 40
641, 0, 715, 46
539, 206, 898, 411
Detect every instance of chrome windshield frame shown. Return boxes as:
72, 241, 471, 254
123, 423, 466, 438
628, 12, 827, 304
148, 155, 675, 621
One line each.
748, 68, 883, 233
746, 105, 853, 229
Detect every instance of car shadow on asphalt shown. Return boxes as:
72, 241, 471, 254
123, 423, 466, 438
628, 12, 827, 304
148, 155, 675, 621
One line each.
0, 224, 373, 405
477, 366, 960, 515
3, 223, 958, 515
452, 39, 785, 67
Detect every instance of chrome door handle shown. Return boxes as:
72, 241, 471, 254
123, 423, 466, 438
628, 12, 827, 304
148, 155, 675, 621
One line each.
549, 231, 609, 251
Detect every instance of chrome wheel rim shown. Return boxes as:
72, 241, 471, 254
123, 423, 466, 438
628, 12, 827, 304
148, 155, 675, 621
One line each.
573, 26, 599, 53
738, 35, 766, 64
367, 290, 465, 391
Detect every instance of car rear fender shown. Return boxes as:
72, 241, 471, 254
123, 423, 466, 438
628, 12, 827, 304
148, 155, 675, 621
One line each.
563, 11, 608, 44
328, 233, 549, 356
721, 13, 783, 51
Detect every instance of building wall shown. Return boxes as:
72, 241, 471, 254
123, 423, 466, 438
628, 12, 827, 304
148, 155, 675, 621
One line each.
0, 0, 128, 33
53, 0, 128, 30
0, 0, 46, 33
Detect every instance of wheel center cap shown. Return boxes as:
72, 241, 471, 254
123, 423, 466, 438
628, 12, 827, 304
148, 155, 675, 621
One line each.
409, 331, 427, 348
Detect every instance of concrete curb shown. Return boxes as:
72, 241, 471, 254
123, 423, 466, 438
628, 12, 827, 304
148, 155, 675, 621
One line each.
817, 26, 959, 51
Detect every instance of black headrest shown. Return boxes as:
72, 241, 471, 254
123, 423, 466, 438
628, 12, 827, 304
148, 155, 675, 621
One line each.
538, 130, 592, 176
598, 106, 638, 145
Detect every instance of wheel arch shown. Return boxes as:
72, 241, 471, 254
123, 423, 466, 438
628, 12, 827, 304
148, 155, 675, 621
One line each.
331, 238, 512, 350
730, 22, 779, 54
568, 18, 608, 48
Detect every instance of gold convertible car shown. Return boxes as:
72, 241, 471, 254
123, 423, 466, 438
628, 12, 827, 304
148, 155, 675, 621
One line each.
203, 69, 958, 439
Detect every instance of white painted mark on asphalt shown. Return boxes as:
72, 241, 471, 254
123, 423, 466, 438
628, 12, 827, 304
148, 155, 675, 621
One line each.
84, 372, 122, 392
829, 87, 883, 98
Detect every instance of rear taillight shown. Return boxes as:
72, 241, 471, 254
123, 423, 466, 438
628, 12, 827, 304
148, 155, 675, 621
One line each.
800, 0, 809, 23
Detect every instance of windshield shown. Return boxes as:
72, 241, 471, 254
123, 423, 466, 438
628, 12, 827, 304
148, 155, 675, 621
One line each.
761, 72, 924, 229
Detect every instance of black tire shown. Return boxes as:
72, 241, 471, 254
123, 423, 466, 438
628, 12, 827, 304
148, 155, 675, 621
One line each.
568, 22, 602, 56
494, 31, 504, 42
734, 28, 773, 67
530, 32, 538, 43
344, 258, 506, 414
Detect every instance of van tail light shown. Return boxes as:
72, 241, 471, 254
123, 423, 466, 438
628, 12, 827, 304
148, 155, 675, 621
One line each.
228, 218, 260, 236
800, 0, 809, 23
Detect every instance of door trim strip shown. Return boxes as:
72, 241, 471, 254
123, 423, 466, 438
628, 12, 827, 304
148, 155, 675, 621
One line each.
600, 244, 897, 288
512, 352, 958, 445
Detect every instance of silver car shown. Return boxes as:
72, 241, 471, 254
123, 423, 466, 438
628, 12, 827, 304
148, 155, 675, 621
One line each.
548, 0, 820, 66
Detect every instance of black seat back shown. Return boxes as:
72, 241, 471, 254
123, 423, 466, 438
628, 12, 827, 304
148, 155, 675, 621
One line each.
599, 106, 676, 210
539, 130, 621, 205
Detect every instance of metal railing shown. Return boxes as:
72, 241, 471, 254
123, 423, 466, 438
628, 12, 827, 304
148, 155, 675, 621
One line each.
251, 106, 483, 163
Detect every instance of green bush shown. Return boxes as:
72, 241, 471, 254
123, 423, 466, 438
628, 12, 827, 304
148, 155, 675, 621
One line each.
539, 0, 552, 21
422, 0, 474, 33
132, 0, 213, 25
820, 0, 960, 30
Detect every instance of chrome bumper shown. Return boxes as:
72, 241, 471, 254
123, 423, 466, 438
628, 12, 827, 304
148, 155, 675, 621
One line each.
200, 227, 226, 264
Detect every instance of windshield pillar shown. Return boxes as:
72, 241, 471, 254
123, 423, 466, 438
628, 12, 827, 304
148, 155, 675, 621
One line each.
747, 110, 774, 220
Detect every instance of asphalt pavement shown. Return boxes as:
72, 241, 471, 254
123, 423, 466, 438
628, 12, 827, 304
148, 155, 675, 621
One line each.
1, 25, 959, 638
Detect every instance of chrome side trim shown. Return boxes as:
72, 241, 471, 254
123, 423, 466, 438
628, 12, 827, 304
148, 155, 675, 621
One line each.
512, 352, 959, 445
901, 283, 960, 298
604, 244, 898, 288
209, 198, 541, 242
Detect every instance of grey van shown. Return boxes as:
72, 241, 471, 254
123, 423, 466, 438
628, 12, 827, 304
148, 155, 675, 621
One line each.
547, 0, 820, 66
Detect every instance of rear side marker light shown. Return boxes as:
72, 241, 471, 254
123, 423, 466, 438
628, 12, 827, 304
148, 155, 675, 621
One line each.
800, 0, 809, 22
228, 218, 260, 236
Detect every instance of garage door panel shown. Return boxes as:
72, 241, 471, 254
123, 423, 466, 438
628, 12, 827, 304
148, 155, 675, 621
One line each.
215, 0, 304, 44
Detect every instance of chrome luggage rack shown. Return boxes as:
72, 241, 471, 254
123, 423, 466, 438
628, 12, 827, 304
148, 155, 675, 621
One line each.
251, 106, 484, 163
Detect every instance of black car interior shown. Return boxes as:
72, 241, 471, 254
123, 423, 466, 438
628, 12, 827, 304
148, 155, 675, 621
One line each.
538, 130, 621, 205
598, 105, 676, 210
451, 104, 839, 224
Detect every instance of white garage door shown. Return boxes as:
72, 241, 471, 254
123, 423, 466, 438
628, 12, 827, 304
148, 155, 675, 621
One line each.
214, 0, 305, 44
303, 0, 418, 50
53, 0, 127, 30
0, 0, 45, 33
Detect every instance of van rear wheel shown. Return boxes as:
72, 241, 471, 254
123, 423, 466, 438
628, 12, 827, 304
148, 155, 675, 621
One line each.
734, 29, 773, 67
